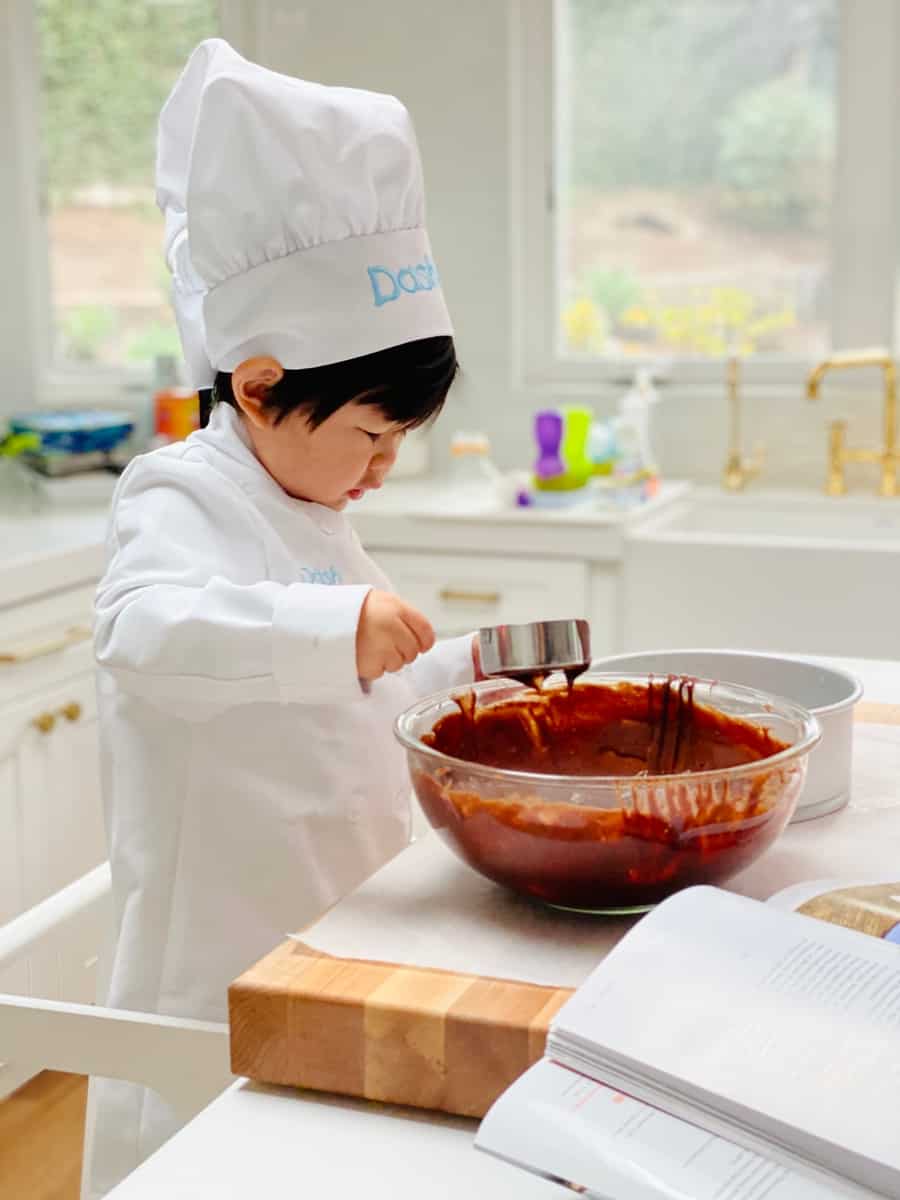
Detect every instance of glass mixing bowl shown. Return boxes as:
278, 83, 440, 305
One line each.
394, 672, 820, 914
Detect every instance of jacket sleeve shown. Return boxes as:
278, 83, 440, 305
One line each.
401, 633, 476, 699
94, 458, 371, 720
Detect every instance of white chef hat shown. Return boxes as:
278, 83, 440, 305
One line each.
155, 38, 453, 389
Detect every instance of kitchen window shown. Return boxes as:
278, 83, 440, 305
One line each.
36, 0, 219, 374
515, 0, 900, 390
0, 0, 238, 409
3, 0, 899, 410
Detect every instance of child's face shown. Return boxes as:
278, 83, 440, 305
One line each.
231, 356, 409, 509
247, 398, 407, 510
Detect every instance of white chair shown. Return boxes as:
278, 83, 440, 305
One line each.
0, 864, 232, 1124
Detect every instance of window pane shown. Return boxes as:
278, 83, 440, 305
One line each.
558, 0, 838, 360
37, 0, 218, 369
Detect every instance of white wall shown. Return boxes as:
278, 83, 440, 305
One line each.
236, 0, 890, 493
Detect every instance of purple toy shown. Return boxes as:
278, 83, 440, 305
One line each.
534, 410, 565, 480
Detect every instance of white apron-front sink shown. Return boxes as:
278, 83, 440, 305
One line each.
623, 489, 900, 659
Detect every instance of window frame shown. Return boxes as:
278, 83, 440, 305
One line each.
4, 0, 900, 411
0, 0, 251, 412
512, 0, 900, 396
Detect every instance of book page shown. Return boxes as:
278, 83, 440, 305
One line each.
477, 1059, 861, 1200
550, 887, 900, 1192
768, 880, 900, 945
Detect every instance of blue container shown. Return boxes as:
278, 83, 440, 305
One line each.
10, 410, 135, 455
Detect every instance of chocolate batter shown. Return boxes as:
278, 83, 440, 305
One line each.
413, 678, 802, 910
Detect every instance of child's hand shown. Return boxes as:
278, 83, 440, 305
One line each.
356, 589, 435, 680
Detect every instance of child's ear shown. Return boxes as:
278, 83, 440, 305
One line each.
231, 357, 285, 428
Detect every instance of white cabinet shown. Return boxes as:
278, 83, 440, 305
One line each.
16, 674, 105, 1002
0, 588, 106, 1011
0, 749, 27, 999
372, 548, 624, 654
376, 550, 590, 638
17, 672, 103, 907
588, 565, 622, 659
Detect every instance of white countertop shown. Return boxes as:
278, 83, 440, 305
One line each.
0, 472, 689, 609
108, 1081, 562, 1200
350, 478, 691, 560
348, 476, 689, 525
0, 508, 109, 608
0, 474, 116, 608
106, 656, 900, 1199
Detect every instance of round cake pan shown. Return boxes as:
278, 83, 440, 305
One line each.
594, 649, 862, 822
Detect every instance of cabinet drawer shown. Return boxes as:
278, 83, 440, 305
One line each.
377, 552, 588, 637
0, 584, 95, 642
0, 669, 97, 762
11, 672, 105, 908
0, 588, 96, 708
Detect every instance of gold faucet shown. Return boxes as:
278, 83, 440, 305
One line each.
722, 356, 764, 491
806, 348, 898, 497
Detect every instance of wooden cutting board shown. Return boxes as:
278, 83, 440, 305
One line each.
229, 701, 900, 1118
229, 941, 572, 1118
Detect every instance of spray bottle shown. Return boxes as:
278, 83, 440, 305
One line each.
612, 369, 661, 504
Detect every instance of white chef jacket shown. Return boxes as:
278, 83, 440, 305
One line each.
81, 402, 473, 1197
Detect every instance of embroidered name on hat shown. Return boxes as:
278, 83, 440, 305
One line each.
367, 258, 441, 307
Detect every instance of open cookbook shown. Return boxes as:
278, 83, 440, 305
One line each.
476, 880, 900, 1200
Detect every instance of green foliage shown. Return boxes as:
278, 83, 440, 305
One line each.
717, 78, 833, 229
59, 305, 119, 361
587, 267, 643, 325
621, 286, 795, 356
126, 320, 182, 363
565, 0, 837, 189
37, 0, 218, 197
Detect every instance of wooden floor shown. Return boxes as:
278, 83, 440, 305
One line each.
0, 1072, 88, 1200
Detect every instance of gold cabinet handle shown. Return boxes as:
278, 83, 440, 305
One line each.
31, 702, 83, 735
0, 626, 91, 666
32, 712, 57, 734
438, 588, 501, 605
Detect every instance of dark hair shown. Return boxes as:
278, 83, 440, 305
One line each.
209, 335, 457, 430
198, 387, 214, 428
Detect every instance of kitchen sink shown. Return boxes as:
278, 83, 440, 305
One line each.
623, 489, 900, 659
643, 491, 900, 544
